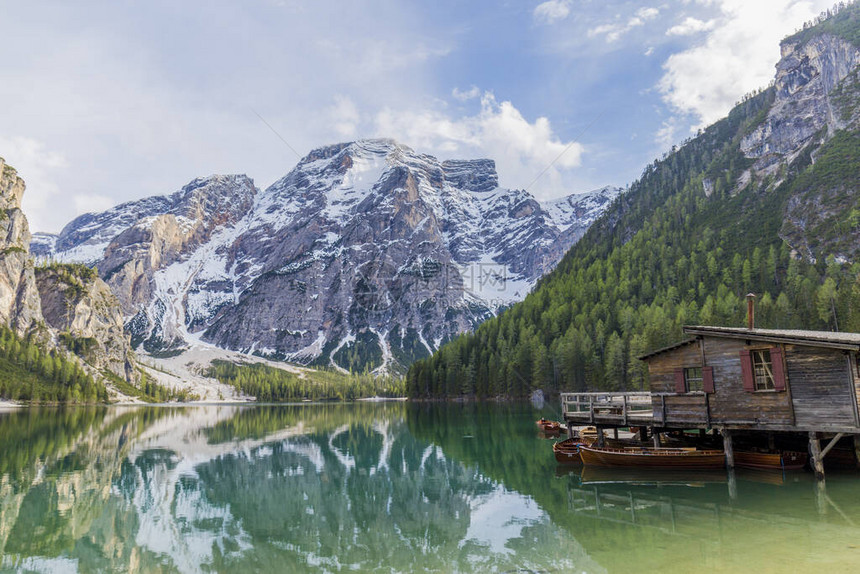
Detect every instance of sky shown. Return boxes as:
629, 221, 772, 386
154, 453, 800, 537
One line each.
0, 0, 839, 232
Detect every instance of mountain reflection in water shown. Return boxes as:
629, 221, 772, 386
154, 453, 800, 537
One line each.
0, 403, 859, 573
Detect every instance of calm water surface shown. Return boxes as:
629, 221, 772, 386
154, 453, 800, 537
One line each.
1, 402, 859, 573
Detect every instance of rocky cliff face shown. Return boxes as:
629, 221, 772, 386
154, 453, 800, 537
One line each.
0, 157, 139, 392
35, 264, 138, 383
37, 141, 619, 372
742, 33, 860, 173
0, 158, 44, 334
739, 30, 860, 262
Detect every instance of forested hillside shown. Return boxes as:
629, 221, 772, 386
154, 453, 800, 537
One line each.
407, 7, 860, 399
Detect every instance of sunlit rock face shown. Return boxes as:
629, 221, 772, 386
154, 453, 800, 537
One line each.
35, 265, 138, 383
0, 158, 43, 334
35, 140, 620, 373
742, 34, 860, 170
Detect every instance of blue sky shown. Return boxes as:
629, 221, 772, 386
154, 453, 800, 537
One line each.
0, 0, 837, 231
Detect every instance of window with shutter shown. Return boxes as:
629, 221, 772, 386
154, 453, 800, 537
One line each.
741, 348, 778, 391
752, 349, 775, 390
684, 367, 703, 392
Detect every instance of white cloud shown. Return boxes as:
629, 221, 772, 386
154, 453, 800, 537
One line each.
659, 0, 835, 126
666, 17, 717, 36
0, 136, 69, 232
74, 194, 115, 217
588, 6, 660, 42
373, 92, 584, 199
533, 0, 573, 25
329, 95, 361, 138
655, 118, 680, 148
452, 86, 481, 101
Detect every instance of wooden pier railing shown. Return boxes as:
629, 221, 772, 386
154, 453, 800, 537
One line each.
561, 391, 713, 427
561, 392, 654, 426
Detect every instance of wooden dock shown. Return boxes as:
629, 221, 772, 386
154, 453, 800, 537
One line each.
562, 322, 860, 480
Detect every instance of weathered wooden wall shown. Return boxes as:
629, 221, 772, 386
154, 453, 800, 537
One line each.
647, 342, 708, 424
786, 345, 856, 428
704, 338, 795, 427
644, 336, 860, 432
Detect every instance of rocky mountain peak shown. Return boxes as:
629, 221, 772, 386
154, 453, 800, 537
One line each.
35, 142, 620, 373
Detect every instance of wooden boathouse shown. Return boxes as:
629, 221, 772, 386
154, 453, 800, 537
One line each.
561, 322, 860, 479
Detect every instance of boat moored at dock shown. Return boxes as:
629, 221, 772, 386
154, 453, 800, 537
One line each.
579, 445, 726, 470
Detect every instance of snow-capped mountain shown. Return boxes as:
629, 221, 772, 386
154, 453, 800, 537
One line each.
34, 139, 620, 372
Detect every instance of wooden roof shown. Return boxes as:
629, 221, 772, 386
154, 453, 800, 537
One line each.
684, 326, 860, 351
637, 338, 698, 361
639, 326, 860, 361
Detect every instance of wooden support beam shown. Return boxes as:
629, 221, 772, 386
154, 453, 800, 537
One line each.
820, 432, 845, 459
652, 431, 661, 448
622, 394, 628, 427
722, 429, 735, 469
809, 431, 825, 481
597, 426, 605, 448
613, 427, 619, 440
638, 426, 648, 442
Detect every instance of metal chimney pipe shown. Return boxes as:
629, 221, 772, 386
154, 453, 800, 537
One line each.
746, 293, 756, 330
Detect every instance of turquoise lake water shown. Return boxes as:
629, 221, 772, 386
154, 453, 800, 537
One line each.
1, 402, 859, 573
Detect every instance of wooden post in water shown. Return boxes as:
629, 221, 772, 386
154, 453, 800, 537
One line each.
639, 426, 648, 442
722, 429, 735, 469
809, 431, 825, 481
652, 431, 661, 448
613, 427, 619, 440
727, 469, 738, 501
814, 479, 828, 516
597, 426, 605, 448
854, 434, 860, 469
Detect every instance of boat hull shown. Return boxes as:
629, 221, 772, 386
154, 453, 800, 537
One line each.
579, 446, 726, 470
552, 438, 589, 464
735, 450, 807, 471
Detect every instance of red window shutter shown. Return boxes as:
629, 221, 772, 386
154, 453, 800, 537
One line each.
674, 368, 686, 393
740, 349, 755, 391
703, 366, 715, 393
771, 347, 787, 391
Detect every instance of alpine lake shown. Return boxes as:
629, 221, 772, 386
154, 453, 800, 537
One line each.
2, 402, 860, 573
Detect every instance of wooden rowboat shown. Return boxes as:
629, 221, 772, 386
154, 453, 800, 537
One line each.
536, 419, 566, 434
579, 445, 726, 470
552, 437, 590, 464
735, 450, 807, 471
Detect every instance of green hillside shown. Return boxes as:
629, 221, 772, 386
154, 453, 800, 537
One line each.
406, 12, 860, 398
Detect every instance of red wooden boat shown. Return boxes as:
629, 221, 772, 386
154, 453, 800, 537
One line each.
552, 437, 591, 464
536, 418, 566, 434
579, 445, 726, 470
735, 450, 807, 471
